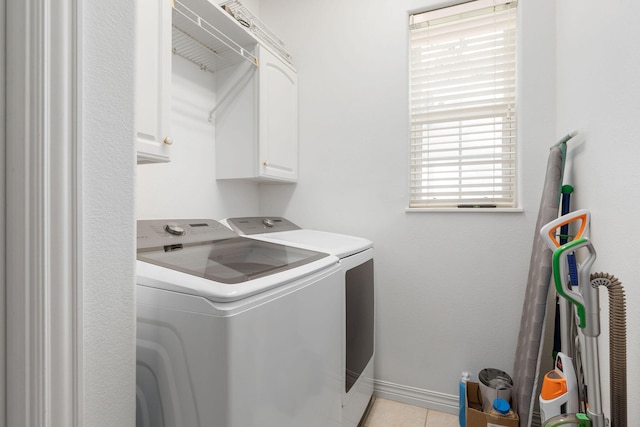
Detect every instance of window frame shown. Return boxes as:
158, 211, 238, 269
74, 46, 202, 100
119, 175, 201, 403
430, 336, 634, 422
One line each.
407, 0, 521, 213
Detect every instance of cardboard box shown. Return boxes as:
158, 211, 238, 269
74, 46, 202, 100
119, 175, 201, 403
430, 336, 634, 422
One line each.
466, 381, 519, 427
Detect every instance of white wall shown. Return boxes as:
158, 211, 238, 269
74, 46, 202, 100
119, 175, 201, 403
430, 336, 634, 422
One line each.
136, 55, 260, 219
556, 1, 640, 422
83, 2, 137, 425
256, 0, 557, 409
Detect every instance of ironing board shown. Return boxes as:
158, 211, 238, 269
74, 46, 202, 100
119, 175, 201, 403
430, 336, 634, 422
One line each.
512, 144, 565, 426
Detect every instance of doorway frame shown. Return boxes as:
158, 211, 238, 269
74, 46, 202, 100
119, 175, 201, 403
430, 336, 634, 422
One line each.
5, 0, 83, 425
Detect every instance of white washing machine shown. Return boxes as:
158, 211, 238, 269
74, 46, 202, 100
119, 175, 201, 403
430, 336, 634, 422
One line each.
222, 217, 375, 427
135, 219, 343, 427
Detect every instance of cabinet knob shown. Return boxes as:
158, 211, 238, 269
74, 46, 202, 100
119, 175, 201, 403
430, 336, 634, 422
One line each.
263, 160, 269, 166
163, 136, 174, 145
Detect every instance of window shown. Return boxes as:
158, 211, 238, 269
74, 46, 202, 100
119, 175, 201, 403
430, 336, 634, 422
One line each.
409, 0, 518, 209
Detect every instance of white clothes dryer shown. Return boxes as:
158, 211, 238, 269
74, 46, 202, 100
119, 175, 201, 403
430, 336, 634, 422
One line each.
222, 217, 375, 427
135, 219, 343, 427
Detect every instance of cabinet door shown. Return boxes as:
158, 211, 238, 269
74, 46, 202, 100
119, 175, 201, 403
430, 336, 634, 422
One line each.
258, 46, 298, 181
136, 0, 172, 164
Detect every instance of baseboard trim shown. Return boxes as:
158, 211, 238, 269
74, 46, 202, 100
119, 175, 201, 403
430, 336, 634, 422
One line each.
373, 380, 458, 415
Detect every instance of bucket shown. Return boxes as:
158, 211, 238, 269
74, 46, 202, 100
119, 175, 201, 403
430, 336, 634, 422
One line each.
478, 368, 513, 412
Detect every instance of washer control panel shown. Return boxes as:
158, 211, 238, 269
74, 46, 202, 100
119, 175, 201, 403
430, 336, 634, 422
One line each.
226, 217, 301, 235
137, 219, 239, 249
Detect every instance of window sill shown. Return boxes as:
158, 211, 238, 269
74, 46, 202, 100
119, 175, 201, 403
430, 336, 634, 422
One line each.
406, 207, 524, 213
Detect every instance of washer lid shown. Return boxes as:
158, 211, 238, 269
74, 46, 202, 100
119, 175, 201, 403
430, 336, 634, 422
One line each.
137, 253, 339, 303
137, 219, 331, 285
223, 217, 373, 258
250, 229, 372, 258
138, 237, 329, 284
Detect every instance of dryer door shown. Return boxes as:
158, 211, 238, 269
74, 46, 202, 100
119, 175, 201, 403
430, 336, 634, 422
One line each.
345, 257, 374, 393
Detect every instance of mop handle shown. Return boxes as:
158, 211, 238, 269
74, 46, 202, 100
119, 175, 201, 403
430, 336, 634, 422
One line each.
552, 130, 579, 148
559, 186, 573, 244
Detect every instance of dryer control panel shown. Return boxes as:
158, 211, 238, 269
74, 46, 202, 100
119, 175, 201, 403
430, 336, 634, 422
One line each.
225, 217, 301, 235
137, 219, 239, 249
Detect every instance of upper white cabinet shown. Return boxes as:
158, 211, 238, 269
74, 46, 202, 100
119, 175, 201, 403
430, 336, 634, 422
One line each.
135, 0, 298, 180
215, 44, 298, 183
136, 0, 173, 164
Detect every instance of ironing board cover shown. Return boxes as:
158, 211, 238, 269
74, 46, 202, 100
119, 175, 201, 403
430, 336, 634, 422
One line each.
512, 146, 564, 426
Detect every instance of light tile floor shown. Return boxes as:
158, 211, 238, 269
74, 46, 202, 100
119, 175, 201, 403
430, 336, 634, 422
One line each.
362, 397, 458, 427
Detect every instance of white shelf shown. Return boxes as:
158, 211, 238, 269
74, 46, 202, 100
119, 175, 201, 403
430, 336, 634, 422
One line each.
219, 0, 293, 65
172, 0, 258, 73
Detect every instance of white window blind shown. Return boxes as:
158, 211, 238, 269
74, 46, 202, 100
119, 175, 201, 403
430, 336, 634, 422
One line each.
409, 0, 518, 209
